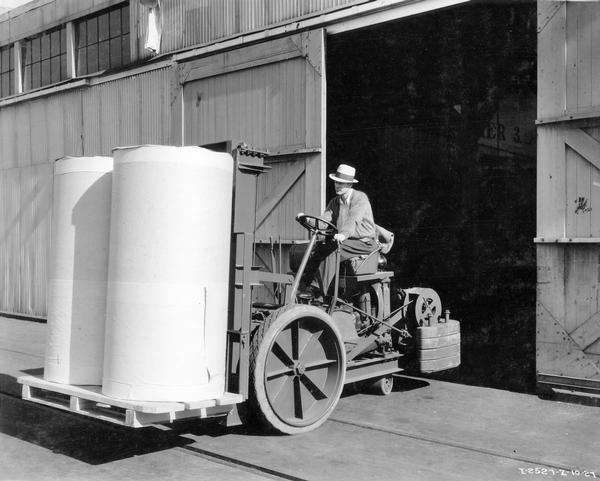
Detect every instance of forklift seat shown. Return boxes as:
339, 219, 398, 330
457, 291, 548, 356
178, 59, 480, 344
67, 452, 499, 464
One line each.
342, 249, 381, 276
342, 225, 394, 276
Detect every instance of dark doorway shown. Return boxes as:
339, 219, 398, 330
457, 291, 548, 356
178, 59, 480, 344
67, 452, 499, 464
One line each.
326, 1, 537, 392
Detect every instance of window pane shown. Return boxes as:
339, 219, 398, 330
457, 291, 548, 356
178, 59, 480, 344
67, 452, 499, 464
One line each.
77, 48, 87, 76
122, 6, 129, 34
31, 62, 40, 89
41, 59, 51, 86
99, 40, 109, 70
60, 53, 67, 79
122, 33, 130, 63
98, 13, 109, 42
110, 9, 121, 38
110, 37, 122, 68
23, 64, 31, 90
41, 34, 50, 60
51, 56, 60, 83
1, 48, 8, 73
87, 43, 98, 73
9, 46, 13, 70
77, 21, 87, 48
8, 70, 13, 94
61, 27, 66, 52
51, 30, 60, 57
23, 41, 31, 65
87, 17, 98, 44
31, 37, 40, 63
1, 73, 8, 96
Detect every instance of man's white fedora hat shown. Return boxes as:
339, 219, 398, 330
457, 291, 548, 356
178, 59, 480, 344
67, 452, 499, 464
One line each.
328, 164, 358, 183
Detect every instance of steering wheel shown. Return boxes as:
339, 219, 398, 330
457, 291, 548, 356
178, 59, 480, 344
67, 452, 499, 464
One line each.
296, 214, 338, 237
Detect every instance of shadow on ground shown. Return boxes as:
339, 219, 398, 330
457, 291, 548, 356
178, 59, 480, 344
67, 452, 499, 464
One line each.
0, 370, 246, 465
342, 375, 430, 398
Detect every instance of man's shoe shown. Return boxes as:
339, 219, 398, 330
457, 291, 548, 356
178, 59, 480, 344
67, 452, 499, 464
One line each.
297, 284, 321, 302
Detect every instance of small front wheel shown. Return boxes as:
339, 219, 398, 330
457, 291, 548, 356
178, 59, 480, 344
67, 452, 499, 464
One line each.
369, 375, 394, 396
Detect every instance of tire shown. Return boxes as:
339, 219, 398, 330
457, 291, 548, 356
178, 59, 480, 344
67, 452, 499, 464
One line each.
249, 304, 346, 434
369, 375, 394, 396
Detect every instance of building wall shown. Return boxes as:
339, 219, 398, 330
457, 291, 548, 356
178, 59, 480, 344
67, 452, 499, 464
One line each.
0, 66, 172, 316
0, 0, 367, 61
0, 26, 326, 316
537, 0, 600, 392
0, 0, 470, 317
130, 0, 366, 60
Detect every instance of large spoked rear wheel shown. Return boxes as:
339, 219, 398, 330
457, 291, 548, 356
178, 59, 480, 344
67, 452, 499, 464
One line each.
249, 305, 346, 434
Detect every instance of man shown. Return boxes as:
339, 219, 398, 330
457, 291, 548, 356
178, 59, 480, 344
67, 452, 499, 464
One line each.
298, 164, 378, 294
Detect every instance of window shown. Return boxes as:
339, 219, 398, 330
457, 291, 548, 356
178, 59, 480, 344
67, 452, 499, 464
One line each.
0, 44, 14, 98
76, 3, 130, 76
22, 27, 67, 91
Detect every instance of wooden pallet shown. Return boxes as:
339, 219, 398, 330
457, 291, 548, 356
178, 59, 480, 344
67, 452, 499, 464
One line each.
17, 375, 243, 428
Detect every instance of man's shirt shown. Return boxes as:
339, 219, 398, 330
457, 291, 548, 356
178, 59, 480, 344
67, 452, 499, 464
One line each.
322, 189, 376, 241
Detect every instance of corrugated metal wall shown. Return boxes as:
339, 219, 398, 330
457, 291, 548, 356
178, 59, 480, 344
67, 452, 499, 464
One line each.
0, 93, 79, 317
132, 0, 366, 60
0, 0, 125, 45
182, 31, 324, 242
181, 30, 325, 305
183, 60, 309, 241
0, 67, 172, 316
81, 69, 172, 155
183, 58, 307, 151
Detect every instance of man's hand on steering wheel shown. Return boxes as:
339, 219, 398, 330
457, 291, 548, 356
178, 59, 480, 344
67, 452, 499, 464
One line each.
333, 233, 346, 243
295, 213, 337, 237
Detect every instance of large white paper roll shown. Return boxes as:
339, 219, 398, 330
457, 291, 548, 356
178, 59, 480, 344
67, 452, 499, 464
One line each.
44, 156, 113, 385
102, 145, 233, 402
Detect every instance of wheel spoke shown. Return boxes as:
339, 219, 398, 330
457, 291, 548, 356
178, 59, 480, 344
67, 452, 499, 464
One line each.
271, 341, 293, 366
291, 321, 300, 361
294, 377, 303, 419
300, 373, 328, 400
266, 366, 294, 380
305, 358, 337, 371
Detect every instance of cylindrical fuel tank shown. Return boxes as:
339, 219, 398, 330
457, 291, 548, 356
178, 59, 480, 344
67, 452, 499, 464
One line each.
44, 156, 113, 385
102, 145, 233, 402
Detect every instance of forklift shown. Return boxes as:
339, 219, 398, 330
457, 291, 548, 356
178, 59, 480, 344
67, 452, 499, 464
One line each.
18, 141, 460, 435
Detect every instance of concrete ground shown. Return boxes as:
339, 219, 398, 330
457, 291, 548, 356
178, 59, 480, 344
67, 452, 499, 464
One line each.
1, 316, 599, 481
